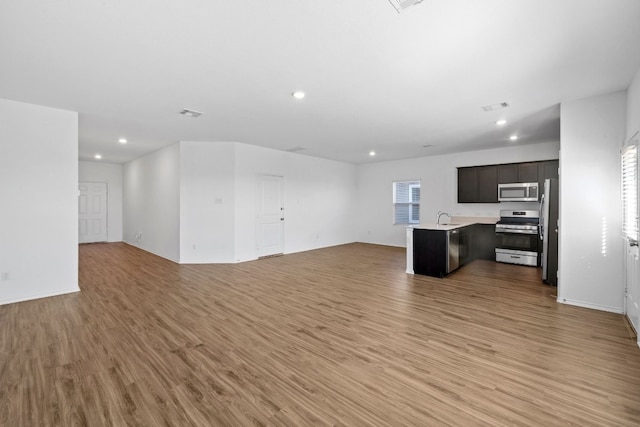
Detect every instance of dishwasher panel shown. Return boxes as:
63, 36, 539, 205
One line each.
447, 229, 460, 273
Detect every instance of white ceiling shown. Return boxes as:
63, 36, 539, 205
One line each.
1, 0, 639, 164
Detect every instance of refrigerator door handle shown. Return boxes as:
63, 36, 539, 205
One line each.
539, 193, 545, 240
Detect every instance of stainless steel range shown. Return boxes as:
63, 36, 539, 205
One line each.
495, 210, 539, 266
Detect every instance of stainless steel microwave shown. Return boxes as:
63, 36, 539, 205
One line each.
498, 182, 539, 202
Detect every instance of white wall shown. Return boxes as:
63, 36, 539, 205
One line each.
179, 142, 236, 263
234, 143, 358, 262
78, 161, 123, 242
629, 67, 640, 140
559, 91, 627, 313
356, 141, 560, 247
0, 98, 79, 305
123, 141, 357, 264
123, 144, 180, 262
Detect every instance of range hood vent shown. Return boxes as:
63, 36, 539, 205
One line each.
388, 0, 424, 13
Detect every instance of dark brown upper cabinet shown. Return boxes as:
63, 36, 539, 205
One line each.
537, 160, 559, 190
497, 163, 518, 183
497, 162, 537, 183
518, 162, 538, 182
457, 165, 497, 203
476, 165, 498, 203
457, 167, 478, 203
459, 160, 558, 203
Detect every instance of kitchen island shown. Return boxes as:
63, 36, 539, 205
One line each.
406, 217, 497, 277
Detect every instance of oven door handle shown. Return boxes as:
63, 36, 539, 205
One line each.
496, 229, 538, 235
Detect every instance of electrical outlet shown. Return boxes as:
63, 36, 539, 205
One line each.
1, 272, 9, 281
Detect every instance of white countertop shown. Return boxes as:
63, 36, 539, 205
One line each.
408, 216, 498, 231
451, 216, 499, 225
410, 222, 472, 231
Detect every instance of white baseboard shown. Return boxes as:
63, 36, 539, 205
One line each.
123, 241, 180, 263
557, 297, 624, 314
0, 287, 80, 306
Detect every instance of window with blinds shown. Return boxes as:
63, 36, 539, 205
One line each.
393, 181, 420, 225
622, 143, 638, 242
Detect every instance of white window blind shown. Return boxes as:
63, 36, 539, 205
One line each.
622, 143, 638, 242
393, 181, 420, 225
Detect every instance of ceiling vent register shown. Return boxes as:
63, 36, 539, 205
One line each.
388, 0, 424, 13
481, 102, 510, 112
179, 109, 203, 118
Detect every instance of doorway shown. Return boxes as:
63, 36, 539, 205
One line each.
625, 245, 639, 338
256, 175, 284, 257
79, 182, 108, 243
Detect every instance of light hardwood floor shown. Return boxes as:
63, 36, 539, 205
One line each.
1, 242, 640, 426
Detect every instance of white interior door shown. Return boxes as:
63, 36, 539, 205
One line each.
79, 182, 108, 243
625, 244, 640, 337
622, 140, 639, 342
256, 175, 284, 257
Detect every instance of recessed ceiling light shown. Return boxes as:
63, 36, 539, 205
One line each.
509, 135, 518, 141
496, 120, 507, 126
118, 138, 127, 144
369, 151, 376, 156
94, 154, 102, 159
292, 91, 305, 100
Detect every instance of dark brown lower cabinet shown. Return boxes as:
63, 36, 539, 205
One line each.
459, 226, 474, 265
474, 224, 496, 261
414, 223, 496, 278
413, 229, 448, 278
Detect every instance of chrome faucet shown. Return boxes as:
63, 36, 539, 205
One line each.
437, 211, 451, 225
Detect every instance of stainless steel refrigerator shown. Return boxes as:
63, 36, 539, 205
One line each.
540, 178, 559, 285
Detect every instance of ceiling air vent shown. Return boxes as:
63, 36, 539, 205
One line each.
388, 0, 424, 13
481, 102, 510, 112
179, 108, 203, 118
